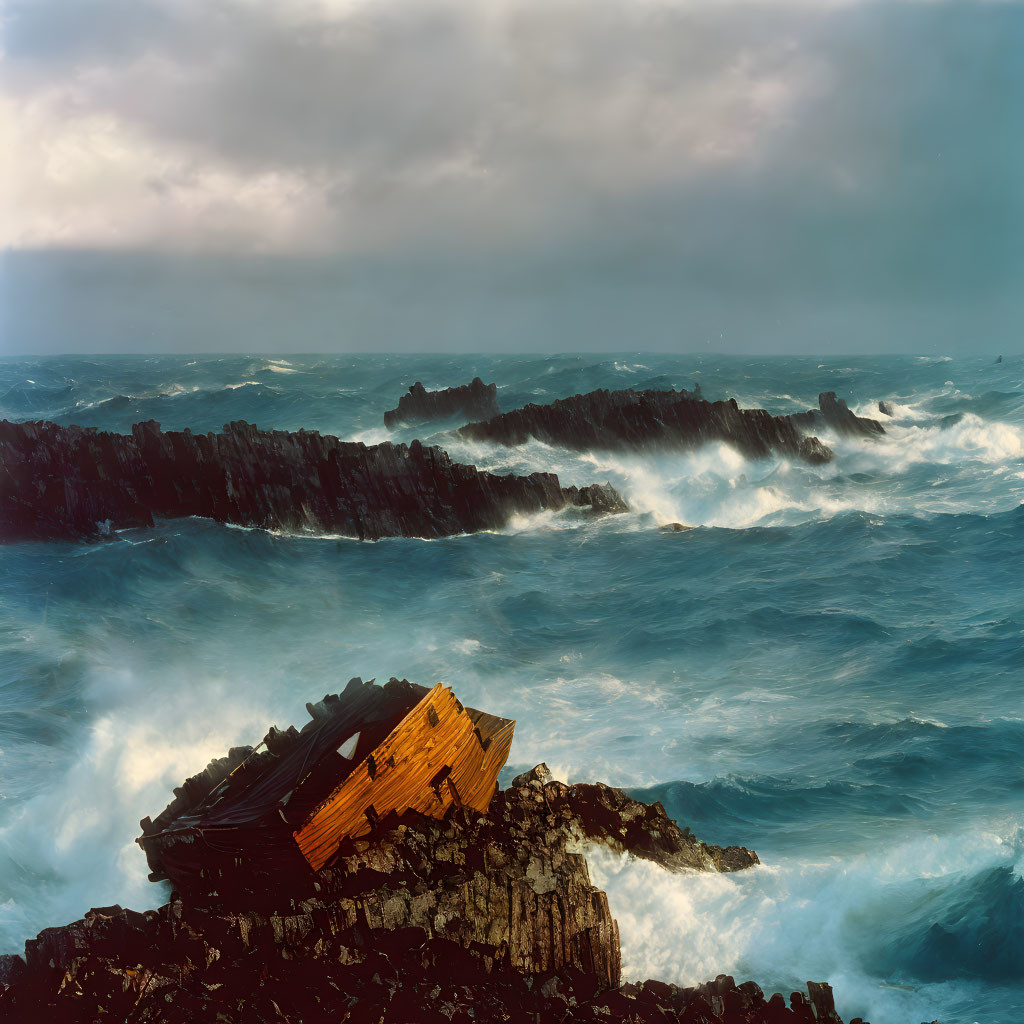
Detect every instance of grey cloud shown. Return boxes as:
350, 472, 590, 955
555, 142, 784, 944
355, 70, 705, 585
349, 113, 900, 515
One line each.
2, 0, 1023, 352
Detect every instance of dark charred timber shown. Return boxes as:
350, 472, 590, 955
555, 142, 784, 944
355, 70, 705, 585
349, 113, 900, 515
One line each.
384, 377, 500, 428
788, 392, 886, 439
459, 387, 835, 464
0, 419, 626, 543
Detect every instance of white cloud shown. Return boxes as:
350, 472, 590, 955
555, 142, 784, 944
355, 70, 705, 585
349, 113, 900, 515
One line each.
2, 0, 829, 252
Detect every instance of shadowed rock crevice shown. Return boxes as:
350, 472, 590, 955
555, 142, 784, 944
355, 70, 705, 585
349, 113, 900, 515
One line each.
0, 419, 626, 543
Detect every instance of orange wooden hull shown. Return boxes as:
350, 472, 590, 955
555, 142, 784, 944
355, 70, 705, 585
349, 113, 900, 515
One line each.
294, 683, 515, 871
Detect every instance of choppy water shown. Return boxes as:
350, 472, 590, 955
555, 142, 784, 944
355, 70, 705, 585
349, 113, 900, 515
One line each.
1, 353, 1022, 1024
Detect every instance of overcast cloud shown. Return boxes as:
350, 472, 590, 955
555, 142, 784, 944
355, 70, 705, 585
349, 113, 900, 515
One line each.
1, 0, 1022, 353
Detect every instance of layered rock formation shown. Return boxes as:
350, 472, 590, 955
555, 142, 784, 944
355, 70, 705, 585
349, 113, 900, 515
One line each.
459, 388, 835, 464
384, 377, 500, 428
0, 419, 626, 543
0, 757, 885, 1024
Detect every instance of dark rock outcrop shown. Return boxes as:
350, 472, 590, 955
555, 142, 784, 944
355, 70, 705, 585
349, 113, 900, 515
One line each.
789, 393, 885, 439
0, 747, 767, 1024
510, 764, 758, 874
877, 400, 895, 417
0, 419, 626, 543
0, 916, 864, 1024
0, 755, 870, 1024
460, 388, 835, 464
384, 377, 500, 428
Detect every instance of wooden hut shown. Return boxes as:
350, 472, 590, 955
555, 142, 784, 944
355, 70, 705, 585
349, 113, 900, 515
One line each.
137, 677, 515, 898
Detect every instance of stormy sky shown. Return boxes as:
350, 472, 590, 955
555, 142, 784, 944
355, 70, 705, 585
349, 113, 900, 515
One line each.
1, 0, 1022, 354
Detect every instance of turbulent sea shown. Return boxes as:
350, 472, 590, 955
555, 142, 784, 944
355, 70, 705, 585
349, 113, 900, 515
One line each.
1, 353, 1023, 1024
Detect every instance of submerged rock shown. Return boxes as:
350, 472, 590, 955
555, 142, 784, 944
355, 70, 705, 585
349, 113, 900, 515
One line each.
384, 377, 500, 428
459, 387, 835, 464
0, 419, 626, 543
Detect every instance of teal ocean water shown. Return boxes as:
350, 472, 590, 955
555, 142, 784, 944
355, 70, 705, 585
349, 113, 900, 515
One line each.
1, 353, 1022, 1023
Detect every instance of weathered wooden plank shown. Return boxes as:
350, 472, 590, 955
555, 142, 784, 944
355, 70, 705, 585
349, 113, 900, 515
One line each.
293, 684, 515, 870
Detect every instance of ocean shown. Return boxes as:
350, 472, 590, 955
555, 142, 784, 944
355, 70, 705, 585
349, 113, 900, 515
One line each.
0, 352, 1021, 1024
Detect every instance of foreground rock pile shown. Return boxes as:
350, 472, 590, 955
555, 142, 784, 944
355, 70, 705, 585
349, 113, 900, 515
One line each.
0, 759, 905, 1024
384, 377, 500, 428
0, 419, 626, 542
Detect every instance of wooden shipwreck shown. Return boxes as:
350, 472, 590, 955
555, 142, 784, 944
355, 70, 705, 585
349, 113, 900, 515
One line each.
137, 677, 515, 898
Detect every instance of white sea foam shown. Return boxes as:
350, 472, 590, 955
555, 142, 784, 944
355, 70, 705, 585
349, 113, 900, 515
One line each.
0, 671, 276, 953
350, 426, 393, 444
261, 359, 302, 374
588, 826, 1020, 1024
887, 414, 1024, 465
504, 672, 674, 786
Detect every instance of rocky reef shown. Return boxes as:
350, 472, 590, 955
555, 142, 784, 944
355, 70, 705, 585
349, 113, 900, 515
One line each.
0, 756, 893, 1024
458, 388, 886, 464
0, 419, 626, 543
459, 388, 835, 464
384, 377, 500, 428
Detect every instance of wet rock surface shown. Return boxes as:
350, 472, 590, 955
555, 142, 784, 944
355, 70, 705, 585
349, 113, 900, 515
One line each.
0, 757, 893, 1024
789, 393, 886, 439
384, 377, 500, 428
0, 419, 626, 543
459, 388, 836, 464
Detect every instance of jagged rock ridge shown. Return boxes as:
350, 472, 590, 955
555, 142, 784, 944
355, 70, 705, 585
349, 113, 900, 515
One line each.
459, 387, 835, 464
459, 388, 885, 463
0, 419, 626, 543
384, 377, 500, 428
